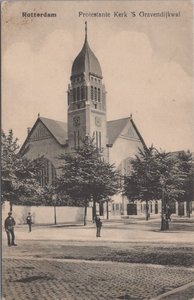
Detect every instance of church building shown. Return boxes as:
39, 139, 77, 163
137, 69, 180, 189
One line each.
20, 23, 148, 218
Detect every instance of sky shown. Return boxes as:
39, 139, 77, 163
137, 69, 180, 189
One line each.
2, 0, 193, 152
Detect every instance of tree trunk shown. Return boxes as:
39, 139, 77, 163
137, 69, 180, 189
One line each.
54, 206, 57, 225
187, 210, 191, 218
160, 188, 169, 230
145, 200, 149, 221
161, 200, 169, 231
84, 199, 88, 226
92, 201, 96, 223
106, 200, 109, 220
161, 216, 169, 230
9, 201, 13, 212
186, 201, 191, 218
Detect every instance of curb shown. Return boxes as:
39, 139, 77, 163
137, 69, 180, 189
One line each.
151, 281, 194, 300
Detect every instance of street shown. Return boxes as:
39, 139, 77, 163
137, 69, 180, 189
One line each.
2, 217, 194, 300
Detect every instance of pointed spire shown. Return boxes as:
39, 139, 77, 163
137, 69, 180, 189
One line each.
85, 21, 87, 42
71, 21, 102, 78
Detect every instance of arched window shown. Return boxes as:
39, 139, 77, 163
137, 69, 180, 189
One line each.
77, 87, 80, 101
36, 158, 56, 187
91, 86, 94, 100
81, 86, 84, 99
74, 131, 80, 149
98, 88, 101, 102
73, 88, 76, 102
94, 131, 101, 149
94, 87, 97, 101
96, 131, 98, 148
99, 131, 101, 148
74, 131, 76, 148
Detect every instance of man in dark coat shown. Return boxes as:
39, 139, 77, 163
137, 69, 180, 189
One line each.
26, 212, 32, 232
166, 205, 172, 221
4, 212, 17, 246
95, 215, 102, 238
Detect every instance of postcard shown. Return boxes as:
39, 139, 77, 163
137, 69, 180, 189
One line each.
2, 1, 194, 299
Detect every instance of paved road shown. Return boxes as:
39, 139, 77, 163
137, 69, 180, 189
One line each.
2, 218, 194, 300
3, 257, 194, 300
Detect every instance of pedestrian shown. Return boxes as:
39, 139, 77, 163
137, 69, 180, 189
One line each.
166, 205, 172, 221
95, 215, 102, 238
26, 212, 32, 232
4, 212, 17, 247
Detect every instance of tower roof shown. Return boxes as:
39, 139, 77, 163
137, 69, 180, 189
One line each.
71, 22, 102, 78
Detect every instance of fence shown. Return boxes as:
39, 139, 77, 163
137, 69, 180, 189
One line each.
2, 201, 92, 225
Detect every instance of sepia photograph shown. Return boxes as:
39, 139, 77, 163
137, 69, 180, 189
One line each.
1, 0, 194, 299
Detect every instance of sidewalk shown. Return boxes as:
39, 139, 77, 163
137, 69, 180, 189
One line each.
6, 217, 194, 245
152, 281, 194, 300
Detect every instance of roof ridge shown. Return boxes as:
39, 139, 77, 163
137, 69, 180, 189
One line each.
39, 116, 66, 124
107, 116, 130, 123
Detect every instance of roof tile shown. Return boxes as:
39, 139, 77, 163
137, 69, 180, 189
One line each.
107, 117, 130, 145
39, 117, 67, 145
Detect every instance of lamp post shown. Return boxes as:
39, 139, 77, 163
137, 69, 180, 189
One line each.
106, 144, 112, 219
160, 177, 168, 230
161, 182, 165, 230
106, 198, 109, 220
52, 194, 57, 225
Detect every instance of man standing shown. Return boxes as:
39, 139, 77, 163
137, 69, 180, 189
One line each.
95, 215, 102, 238
26, 212, 32, 232
4, 212, 17, 246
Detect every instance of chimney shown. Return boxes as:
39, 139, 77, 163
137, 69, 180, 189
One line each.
27, 127, 31, 135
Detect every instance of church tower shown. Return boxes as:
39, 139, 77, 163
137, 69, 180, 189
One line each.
67, 22, 107, 154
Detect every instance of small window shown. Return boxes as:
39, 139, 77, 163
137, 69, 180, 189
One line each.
96, 131, 98, 148
91, 86, 93, 100
77, 131, 80, 147
116, 204, 120, 211
94, 87, 97, 101
99, 132, 101, 148
98, 88, 101, 102
74, 131, 76, 148
85, 86, 88, 101
77, 87, 80, 101
51, 165, 56, 186
81, 86, 84, 99
73, 88, 76, 102
74, 131, 80, 148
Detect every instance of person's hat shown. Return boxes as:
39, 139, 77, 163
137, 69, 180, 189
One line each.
8, 212, 12, 215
